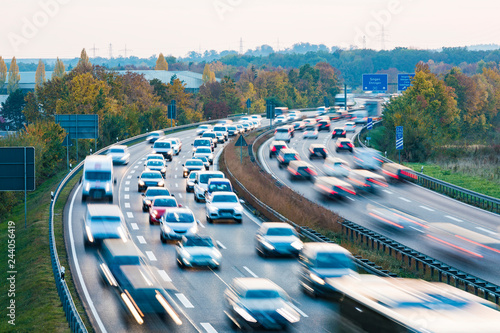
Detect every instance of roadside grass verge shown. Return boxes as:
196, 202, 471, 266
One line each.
0, 170, 70, 333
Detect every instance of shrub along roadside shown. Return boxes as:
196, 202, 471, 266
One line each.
221, 130, 442, 280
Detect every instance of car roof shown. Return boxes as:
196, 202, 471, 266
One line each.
315, 176, 352, 187
271, 140, 287, 146
232, 277, 282, 292
110, 145, 127, 149
288, 160, 312, 168
280, 148, 298, 154
212, 191, 237, 197
261, 222, 295, 230
309, 144, 326, 149
87, 204, 123, 217
141, 170, 163, 176
325, 157, 348, 164
302, 242, 352, 256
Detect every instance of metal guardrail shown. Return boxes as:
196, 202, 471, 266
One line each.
239, 126, 500, 304
50, 117, 257, 332
354, 121, 500, 214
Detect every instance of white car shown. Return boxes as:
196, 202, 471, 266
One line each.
193, 147, 214, 164
344, 121, 356, 132
146, 130, 163, 143
323, 157, 350, 177
160, 207, 198, 242
167, 138, 182, 155
196, 124, 212, 136
303, 127, 319, 139
194, 171, 225, 202
107, 145, 130, 165
275, 115, 288, 124
206, 192, 243, 223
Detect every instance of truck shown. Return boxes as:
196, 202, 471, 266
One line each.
364, 99, 383, 119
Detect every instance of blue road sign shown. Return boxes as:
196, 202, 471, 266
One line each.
367, 117, 373, 130
398, 73, 415, 91
246, 98, 251, 109
362, 74, 388, 91
396, 126, 403, 150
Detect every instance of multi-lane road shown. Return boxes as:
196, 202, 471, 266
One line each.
65, 113, 500, 332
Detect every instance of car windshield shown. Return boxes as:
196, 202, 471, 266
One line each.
148, 155, 163, 160
147, 161, 163, 166
153, 198, 177, 207
208, 183, 231, 192
244, 289, 281, 299
149, 132, 160, 137
91, 216, 121, 223
186, 160, 203, 166
188, 172, 198, 180
284, 153, 298, 159
200, 174, 224, 184
276, 128, 288, 133
203, 133, 215, 138
164, 211, 195, 223
195, 140, 210, 146
85, 171, 111, 181
194, 156, 208, 162
155, 142, 171, 148
212, 194, 238, 203
145, 189, 170, 196
228, 126, 236, 130
266, 228, 295, 236
314, 253, 354, 269
197, 148, 211, 154
142, 172, 162, 179
184, 237, 214, 247
109, 148, 125, 153
213, 127, 226, 132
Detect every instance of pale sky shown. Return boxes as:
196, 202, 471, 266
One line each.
1, 0, 499, 59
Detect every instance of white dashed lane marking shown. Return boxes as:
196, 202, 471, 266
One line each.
134, 165, 138, 169
399, 197, 411, 202
137, 236, 146, 244
146, 251, 157, 261
158, 270, 172, 282
175, 293, 194, 308
124, 194, 129, 199
124, 203, 130, 208
131, 223, 139, 230
126, 212, 134, 218
419, 205, 434, 212
476, 227, 497, 235
178, 193, 183, 198
125, 181, 130, 185
383, 189, 393, 194
200, 323, 217, 333
127, 175, 132, 179
175, 183, 179, 188
445, 215, 463, 222
130, 170, 136, 174
124, 187, 130, 192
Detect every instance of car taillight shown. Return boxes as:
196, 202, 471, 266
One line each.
401, 170, 418, 179
339, 186, 356, 195
374, 157, 384, 163
342, 131, 346, 135
271, 147, 276, 152
317, 184, 337, 195
368, 178, 388, 187
338, 143, 343, 147
322, 149, 327, 154
347, 143, 353, 148
309, 149, 314, 154
287, 167, 300, 176
305, 168, 317, 176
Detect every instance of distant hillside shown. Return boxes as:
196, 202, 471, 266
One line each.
467, 44, 500, 51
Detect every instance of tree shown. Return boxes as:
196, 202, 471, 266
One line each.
7, 57, 20, 94
155, 53, 168, 70
23, 92, 41, 124
35, 59, 46, 90
53, 57, 65, 78
1, 89, 26, 130
75, 48, 92, 73
202, 64, 213, 83
0, 56, 7, 88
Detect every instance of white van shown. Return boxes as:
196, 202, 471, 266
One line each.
82, 155, 115, 203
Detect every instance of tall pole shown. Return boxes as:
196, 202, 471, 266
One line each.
24, 147, 27, 229
344, 84, 347, 111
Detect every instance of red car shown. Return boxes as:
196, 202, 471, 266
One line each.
149, 195, 180, 224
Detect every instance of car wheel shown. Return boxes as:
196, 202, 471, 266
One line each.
278, 163, 282, 169
194, 195, 199, 203
81, 195, 87, 202
160, 233, 167, 243
336, 149, 339, 153
235, 219, 242, 224
149, 217, 154, 225
108, 196, 113, 204
269, 153, 272, 158
207, 217, 213, 224
177, 259, 185, 268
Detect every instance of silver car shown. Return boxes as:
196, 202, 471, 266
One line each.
138, 170, 165, 192
193, 171, 225, 203
193, 147, 214, 164
175, 235, 222, 269
206, 192, 243, 223
107, 145, 130, 165
144, 159, 167, 177
160, 207, 198, 242
255, 222, 303, 257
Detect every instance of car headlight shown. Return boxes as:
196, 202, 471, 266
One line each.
139, 180, 145, 186
105, 183, 110, 192
161, 168, 166, 173
309, 273, 325, 285
145, 199, 152, 205
180, 249, 191, 259
213, 249, 222, 259
188, 225, 198, 234
291, 240, 303, 250
162, 224, 171, 233
234, 205, 243, 212
85, 183, 90, 192
209, 206, 218, 213
152, 210, 158, 218
158, 180, 164, 187
261, 239, 275, 250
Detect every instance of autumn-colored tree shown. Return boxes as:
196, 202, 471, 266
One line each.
155, 53, 168, 70
35, 59, 46, 90
7, 57, 20, 94
202, 64, 212, 83
0, 56, 7, 88
75, 48, 92, 73
53, 57, 65, 78
23, 92, 41, 124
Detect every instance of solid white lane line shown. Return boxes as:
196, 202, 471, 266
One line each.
137, 236, 146, 244
200, 323, 218, 333
126, 212, 134, 218
175, 293, 194, 308
445, 215, 463, 222
243, 266, 258, 278
146, 251, 157, 261
158, 270, 172, 282
399, 197, 411, 202
68, 183, 108, 333
124, 194, 129, 199
124, 187, 130, 192
476, 227, 497, 235
131, 223, 139, 230
216, 241, 226, 249
420, 205, 434, 212
383, 189, 393, 194
124, 202, 130, 208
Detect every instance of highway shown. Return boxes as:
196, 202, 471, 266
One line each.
64, 111, 500, 332
259, 117, 500, 285
65, 120, 361, 332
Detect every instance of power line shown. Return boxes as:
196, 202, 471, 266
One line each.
108, 43, 113, 59
239, 38, 243, 54
90, 44, 99, 58
119, 45, 132, 58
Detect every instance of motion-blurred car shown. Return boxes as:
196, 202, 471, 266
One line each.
224, 277, 300, 330
160, 207, 198, 242
331, 127, 346, 138
143, 153, 165, 166
182, 159, 205, 178
313, 176, 356, 200
206, 192, 243, 223
144, 159, 167, 177
185, 171, 199, 193
167, 137, 182, 155
151, 140, 173, 161
194, 171, 225, 203
277, 148, 300, 169
274, 126, 293, 143
196, 124, 212, 136
344, 121, 356, 132
299, 242, 358, 298
347, 169, 388, 193
145, 130, 163, 143
138, 170, 165, 192
176, 235, 222, 269
317, 118, 330, 131
335, 138, 354, 153
149, 195, 180, 224
309, 144, 328, 159
367, 204, 428, 232
268, 140, 288, 158
287, 160, 318, 181
205, 178, 233, 202
201, 131, 218, 148
255, 222, 303, 257
353, 148, 383, 170
192, 138, 213, 152
275, 115, 288, 124
193, 147, 214, 164
107, 145, 130, 165
303, 126, 318, 139
323, 157, 350, 177
141, 187, 172, 212
84, 204, 129, 246
381, 162, 418, 182
292, 121, 306, 131
303, 118, 317, 127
